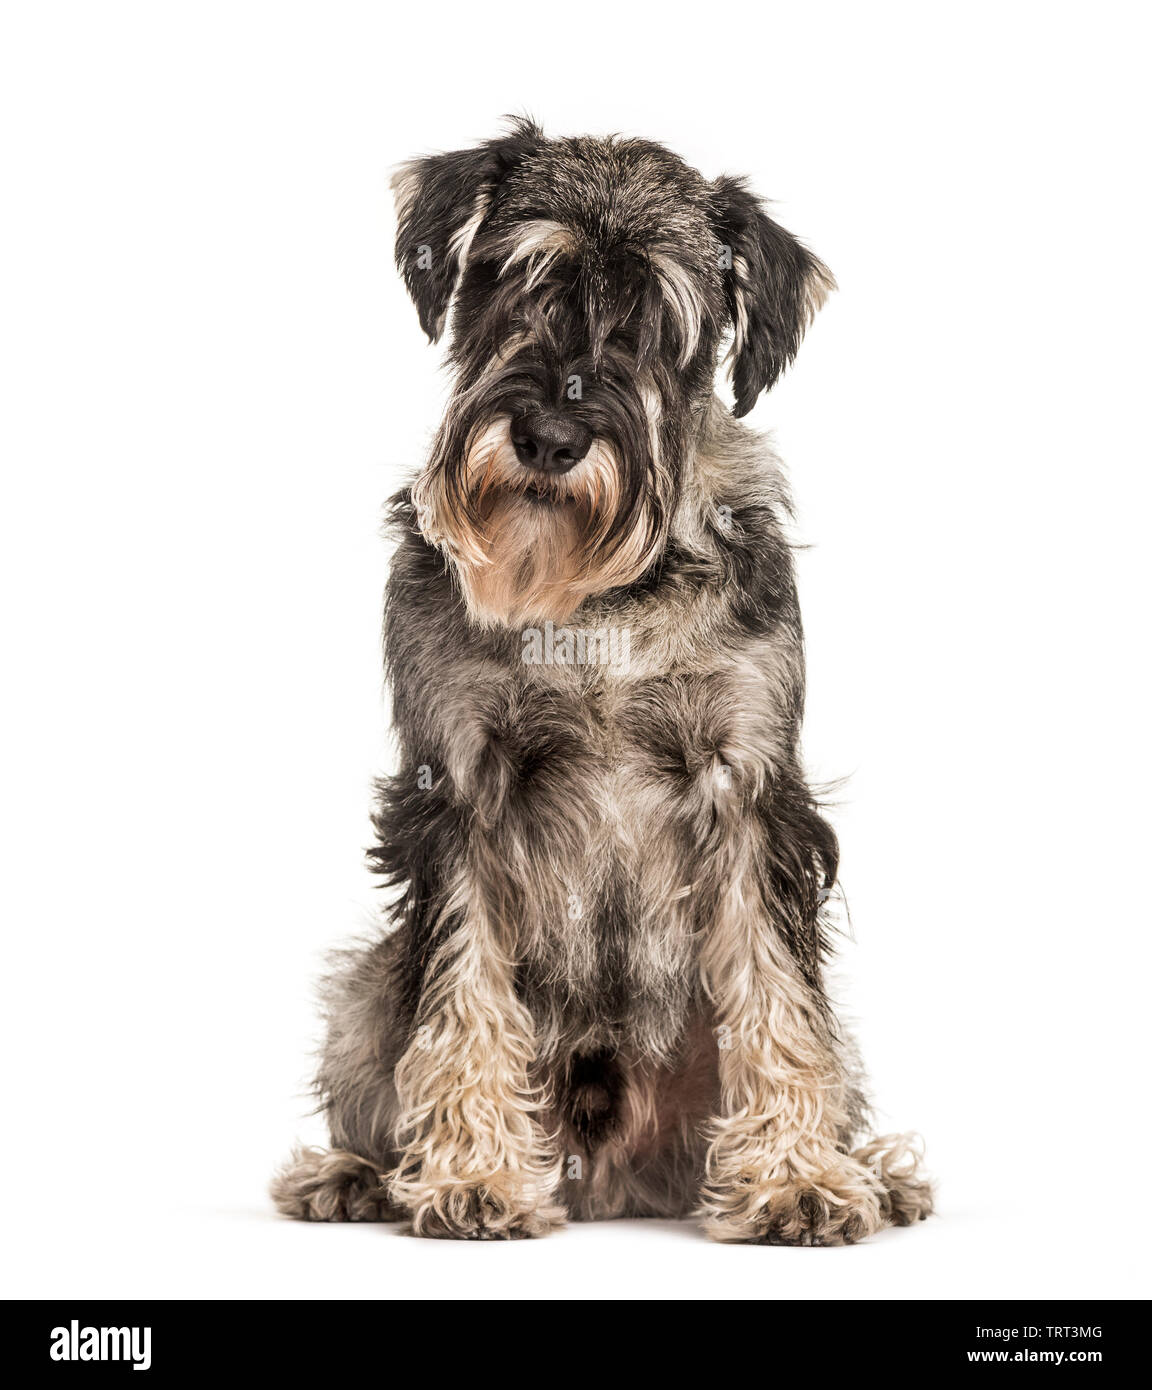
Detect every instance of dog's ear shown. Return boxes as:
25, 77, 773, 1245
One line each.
392, 119, 542, 343
711, 176, 835, 418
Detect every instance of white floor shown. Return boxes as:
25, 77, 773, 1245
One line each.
11, 1185, 1142, 1301
10, 906, 1145, 1302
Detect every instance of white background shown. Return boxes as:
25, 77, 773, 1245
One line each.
2, 1, 1148, 1300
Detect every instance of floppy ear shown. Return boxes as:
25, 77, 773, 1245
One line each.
392, 119, 542, 342
712, 175, 835, 417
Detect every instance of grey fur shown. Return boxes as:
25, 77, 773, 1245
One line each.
273, 124, 932, 1243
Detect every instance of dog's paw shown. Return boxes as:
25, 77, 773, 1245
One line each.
700, 1159, 886, 1247
401, 1179, 565, 1241
853, 1133, 935, 1227
270, 1147, 402, 1223
746, 1185, 882, 1246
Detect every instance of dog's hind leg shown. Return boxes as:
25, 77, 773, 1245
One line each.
270, 1146, 401, 1222
852, 1133, 935, 1227
271, 938, 406, 1223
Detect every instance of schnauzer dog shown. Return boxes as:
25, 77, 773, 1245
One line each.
272, 120, 933, 1244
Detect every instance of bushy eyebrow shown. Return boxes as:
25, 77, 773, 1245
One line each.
648, 252, 704, 368
496, 220, 576, 291
474, 220, 707, 372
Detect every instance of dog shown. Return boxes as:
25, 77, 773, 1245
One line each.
272, 119, 934, 1243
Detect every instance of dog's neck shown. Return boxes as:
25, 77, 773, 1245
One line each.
653, 394, 795, 604
559, 396, 796, 676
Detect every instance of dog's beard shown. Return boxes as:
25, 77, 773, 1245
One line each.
413, 417, 660, 627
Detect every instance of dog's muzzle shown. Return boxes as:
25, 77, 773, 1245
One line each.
510, 411, 592, 474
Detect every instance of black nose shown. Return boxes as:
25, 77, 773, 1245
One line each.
510, 413, 593, 473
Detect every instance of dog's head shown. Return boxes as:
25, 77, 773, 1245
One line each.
394, 119, 832, 626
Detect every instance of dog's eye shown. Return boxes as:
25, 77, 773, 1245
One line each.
610, 322, 640, 352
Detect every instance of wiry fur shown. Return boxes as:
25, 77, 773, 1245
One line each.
273, 121, 933, 1243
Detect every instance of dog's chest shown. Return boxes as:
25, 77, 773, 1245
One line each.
518, 645, 789, 840
508, 653, 789, 1055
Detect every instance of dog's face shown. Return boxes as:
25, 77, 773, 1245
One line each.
394, 120, 832, 626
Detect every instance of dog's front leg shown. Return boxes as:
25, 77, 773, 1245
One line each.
388, 864, 563, 1240
697, 826, 888, 1246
